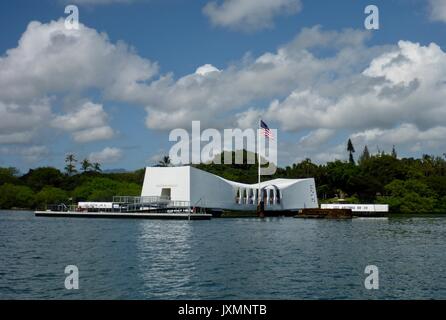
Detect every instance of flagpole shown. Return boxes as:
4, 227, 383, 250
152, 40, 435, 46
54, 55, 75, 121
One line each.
258, 118, 261, 206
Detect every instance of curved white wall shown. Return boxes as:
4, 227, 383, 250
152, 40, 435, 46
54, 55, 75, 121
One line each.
141, 166, 318, 211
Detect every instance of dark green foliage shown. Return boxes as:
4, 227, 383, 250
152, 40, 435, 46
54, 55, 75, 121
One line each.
377, 179, 437, 213
0, 183, 35, 209
347, 139, 355, 164
358, 145, 371, 164
65, 154, 77, 176
0, 167, 20, 185
157, 156, 172, 167
35, 187, 68, 209
92, 162, 102, 172
391, 146, 398, 158
0, 167, 144, 210
71, 177, 140, 202
21, 167, 65, 191
80, 159, 92, 172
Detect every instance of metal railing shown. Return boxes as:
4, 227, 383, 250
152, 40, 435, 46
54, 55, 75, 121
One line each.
113, 196, 171, 204
46, 204, 78, 212
46, 196, 213, 215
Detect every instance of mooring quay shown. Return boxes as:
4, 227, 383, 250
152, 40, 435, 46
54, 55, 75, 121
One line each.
34, 211, 212, 220
35, 195, 212, 220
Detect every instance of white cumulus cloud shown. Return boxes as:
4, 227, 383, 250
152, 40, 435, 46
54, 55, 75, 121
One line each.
88, 147, 123, 164
265, 40, 446, 133
0, 19, 158, 104
203, 0, 302, 32
429, 0, 446, 22
0, 100, 52, 144
51, 101, 115, 143
142, 26, 378, 130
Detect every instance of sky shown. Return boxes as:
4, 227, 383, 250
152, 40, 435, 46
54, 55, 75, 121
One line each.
1, 0, 446, 173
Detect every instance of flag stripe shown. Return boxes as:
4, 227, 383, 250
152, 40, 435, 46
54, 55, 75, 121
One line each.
260, 120, 274, 139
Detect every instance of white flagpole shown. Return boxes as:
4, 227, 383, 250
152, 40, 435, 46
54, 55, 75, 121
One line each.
258, 118, 261, 206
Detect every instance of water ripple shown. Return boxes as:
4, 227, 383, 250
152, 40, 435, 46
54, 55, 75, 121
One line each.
0, 211, 446, 299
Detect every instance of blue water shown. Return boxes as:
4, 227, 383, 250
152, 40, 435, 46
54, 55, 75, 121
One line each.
0, 211, 445, 299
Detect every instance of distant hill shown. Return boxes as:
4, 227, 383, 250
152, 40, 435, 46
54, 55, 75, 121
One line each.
102, 168, 128, 173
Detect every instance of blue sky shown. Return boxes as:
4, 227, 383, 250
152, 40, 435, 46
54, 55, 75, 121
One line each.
1, 0, 446, 172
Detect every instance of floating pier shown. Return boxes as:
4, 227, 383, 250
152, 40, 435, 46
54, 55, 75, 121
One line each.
295, 208, 353, 219
35, 196, 212, 220
34, 211, 212, 220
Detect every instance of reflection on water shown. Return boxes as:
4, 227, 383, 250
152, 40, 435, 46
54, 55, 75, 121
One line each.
0, 211, 445, 299
136, 221, 194, 299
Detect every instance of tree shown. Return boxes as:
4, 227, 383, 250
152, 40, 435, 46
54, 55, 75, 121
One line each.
21, 167, 64, 191
72, 177, 140, 202
0, 183, 35, 209
391, 145, 398, 158
65, 154, 77, 176
92, 162, 102, 172
378, 179, 437, 213
347, 139, 356, 164
291, 158, 319, 178
0, 167, 20, 185
81, 159, 92, 172
358, 145, 371, 164
35, 187, 68, 209
157, 156, 172, 167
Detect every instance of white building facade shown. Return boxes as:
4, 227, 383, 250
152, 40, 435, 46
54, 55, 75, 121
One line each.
141, 166, 318, 212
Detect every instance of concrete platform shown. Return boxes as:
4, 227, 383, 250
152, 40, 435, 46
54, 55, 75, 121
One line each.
34, 211, 212, 220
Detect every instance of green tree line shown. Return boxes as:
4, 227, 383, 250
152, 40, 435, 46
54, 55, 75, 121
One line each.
0, 165, 144, 210
1, 143, 446, 213
195, 145, 446, 214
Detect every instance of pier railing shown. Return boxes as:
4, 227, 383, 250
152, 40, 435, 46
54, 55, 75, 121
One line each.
112, 196, 197, 213
46, 196, 208, 214
47, 204, 78, 212
113, 196, 171, 204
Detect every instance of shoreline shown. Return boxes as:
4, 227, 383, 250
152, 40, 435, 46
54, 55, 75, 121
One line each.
2, 209, 446, 219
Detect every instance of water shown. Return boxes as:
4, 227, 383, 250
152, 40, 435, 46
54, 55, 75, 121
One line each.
0, 211, 445, 300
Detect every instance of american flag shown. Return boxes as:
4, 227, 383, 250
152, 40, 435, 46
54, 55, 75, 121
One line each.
260, 120, 274, 139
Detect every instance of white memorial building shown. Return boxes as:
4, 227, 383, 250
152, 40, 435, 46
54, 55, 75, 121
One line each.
141, 166, 318, 212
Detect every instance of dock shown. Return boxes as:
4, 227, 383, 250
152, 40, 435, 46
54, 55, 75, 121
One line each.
295, 208, 353, 219
35, 195, 212, 220
34, 211, 212, 220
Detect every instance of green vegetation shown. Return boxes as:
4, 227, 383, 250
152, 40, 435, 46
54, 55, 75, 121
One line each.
195, 147, 446, 214
0, 163, 144, 210
1, 142, 446, 213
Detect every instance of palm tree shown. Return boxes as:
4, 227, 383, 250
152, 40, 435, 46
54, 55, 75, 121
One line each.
157, 156, 171, 167
391, 145, 398, 158
359, 145, 371, 164
92, 162, 102, 172
81, 159, 92, 172
347, 139, 355, 164
65, 153, 77, 176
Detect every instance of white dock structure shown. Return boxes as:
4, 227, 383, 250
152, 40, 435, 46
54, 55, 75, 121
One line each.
320, 204, 389, 213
